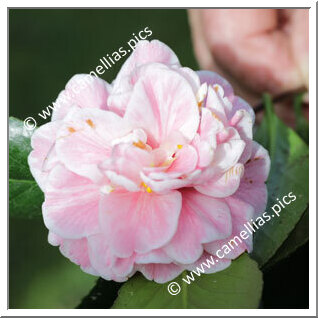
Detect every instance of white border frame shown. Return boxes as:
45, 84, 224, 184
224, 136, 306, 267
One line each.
3, 0, 316, 316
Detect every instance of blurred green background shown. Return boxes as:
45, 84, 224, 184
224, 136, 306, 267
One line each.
9, 9, 197, 309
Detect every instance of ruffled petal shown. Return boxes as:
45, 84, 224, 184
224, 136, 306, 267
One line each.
52, 74, 110, 121
205, 86, 229, 123
244, 141, 271, 183
136, 263, 183, 284
87, 234, 135, 281
229, 110, 253, 163
140, 171, 191, 193
43, 165, 100, 239
204, 197, 254, 259
28, 120, 62, 191
100, 141, 152, 189
99, 189, 182, 257
135, 249, 172, 264
55, 108, 131, 182
233, 142, 270, 216
116, 40, 180, 82
48, 232, 98, 275
197, 70, 234, 98
195, 163, 244, 198
164, 189, 232, 264
199, 107, 222, 145
166, 145, 198, 175
124, 66, 199, 147
227, 96, 255, 124
109, 40, 180, 116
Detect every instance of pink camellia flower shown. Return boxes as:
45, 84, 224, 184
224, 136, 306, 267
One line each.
28, 40, 270, 283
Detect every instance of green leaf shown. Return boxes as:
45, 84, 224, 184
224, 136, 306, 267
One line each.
9, 180, 44, 218
264, 207, 309, 269
112, 254, 262, 309
9, 117, 34, 180
9, 117, 43, 218
251, 94, 309, 267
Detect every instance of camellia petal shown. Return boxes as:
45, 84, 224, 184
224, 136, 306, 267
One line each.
28, 120, 62, 191
87, 234, 135, 281
197, 70, 234, 99
136, 263, 184, 284
163, 189, 232, 264
52, 74, 111, 121
43, 165, 100, 239
124, 67, 200, 147
99, 189, 182, 258
233, 142, 270, 216
204, 197, 254, 259
55, 108, 131, 182
195, 163, 244, 198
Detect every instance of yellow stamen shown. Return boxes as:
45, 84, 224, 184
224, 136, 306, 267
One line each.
177, 144, 183, 149
140, 182, 152, 193
133, 140, 147, 149
86, 119, 95, 128
68, 127, 76, 133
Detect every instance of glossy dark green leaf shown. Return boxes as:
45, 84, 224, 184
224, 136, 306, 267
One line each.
112, 254, 262, 309
9, 117, 34, 180
251, 94, 309, 267
9, 117, 43, 218
9, 180, 44, 218
264, 208, 309, 269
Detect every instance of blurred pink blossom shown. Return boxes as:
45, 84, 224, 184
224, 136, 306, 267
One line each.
188, 9, 309, 106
